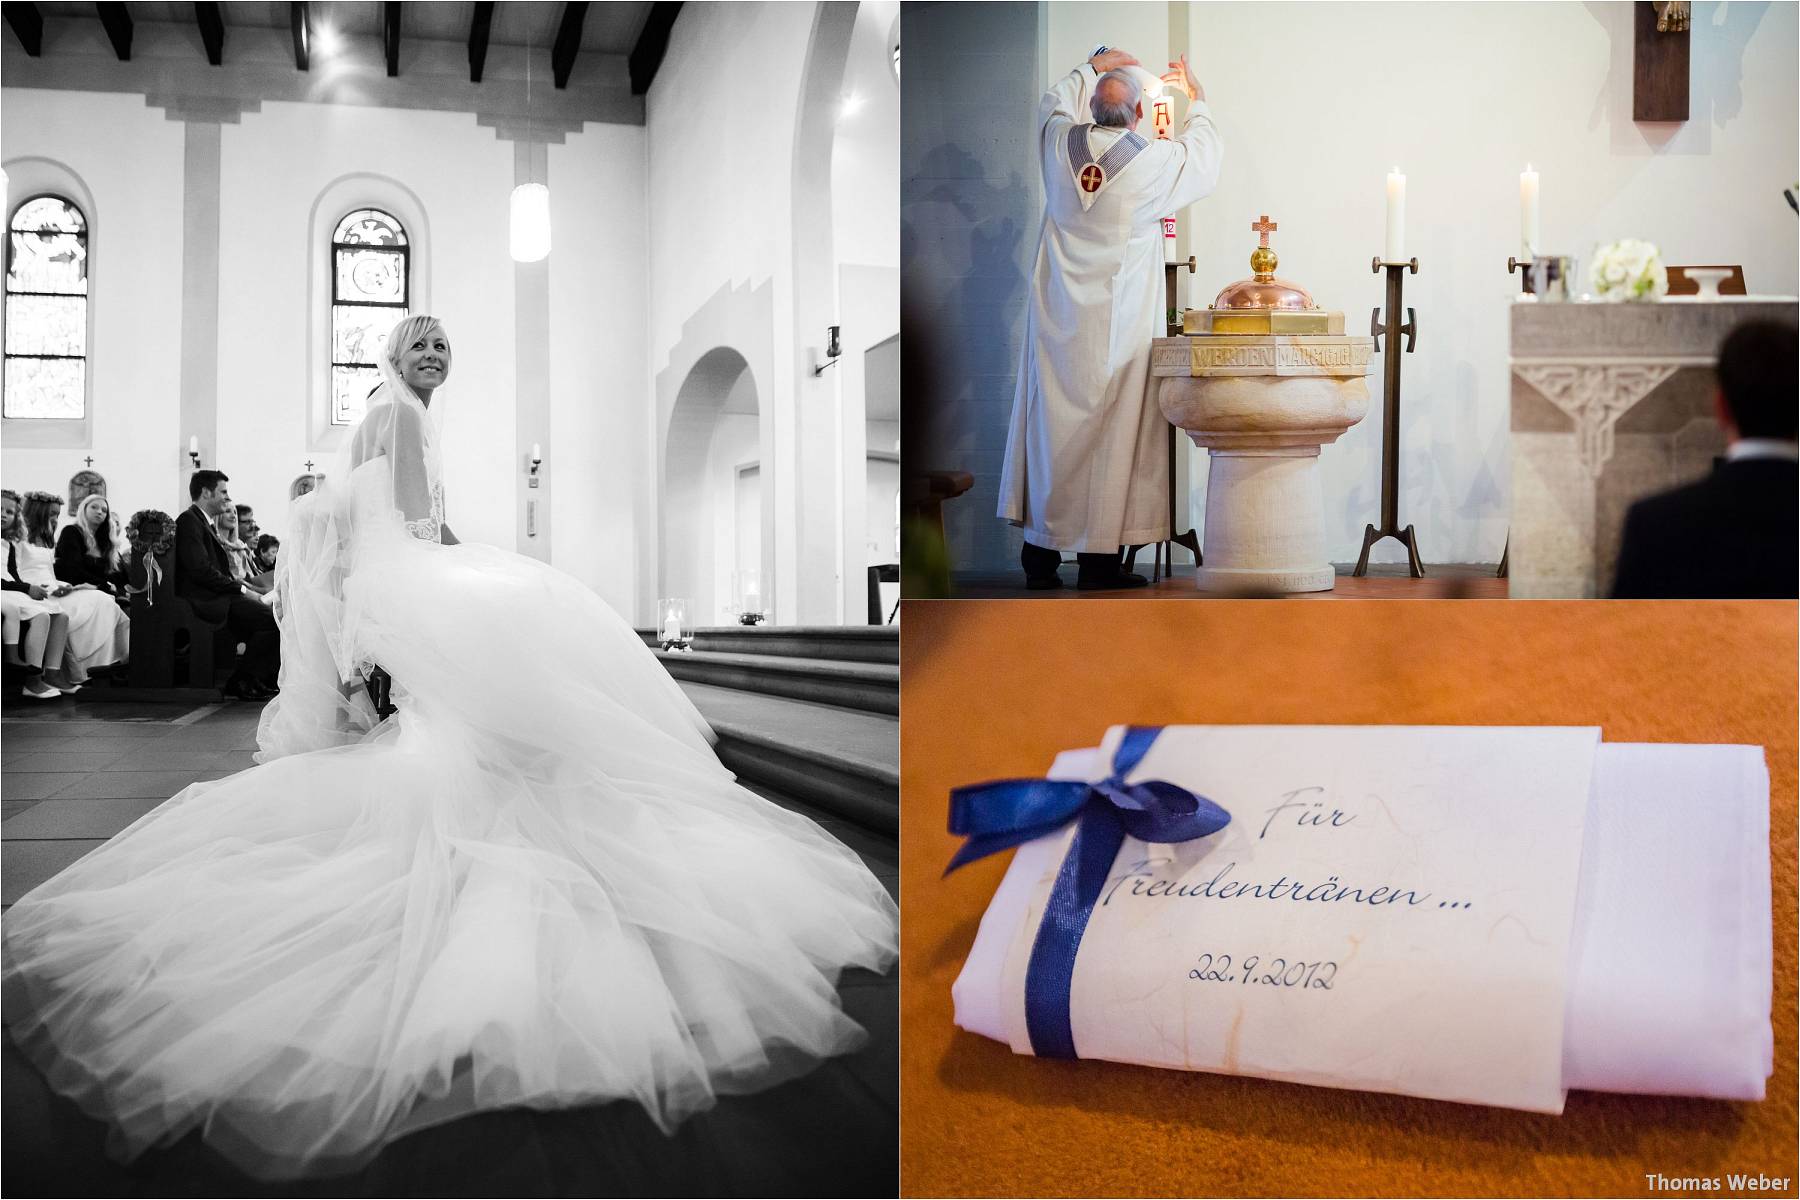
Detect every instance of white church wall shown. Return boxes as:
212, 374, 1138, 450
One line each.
218, 102, 518, 549
2, 89, 185, 517
829, 1, 902, 624
648, 1, 889, 627
548, 121, 650, 616
1179, 0, 1799, 565
866, 416, 901, 574
833, 0, 902, 274
705, 411, 762, 625
900, 1, 1047, 578
646, 2, 815, 624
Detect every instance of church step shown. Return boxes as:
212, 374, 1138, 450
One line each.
635, 625, 898, 664
651, 649, 897, 716
675, 681, 897, 836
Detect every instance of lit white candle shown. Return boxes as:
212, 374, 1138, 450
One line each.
531, 442, 542, 461
1520, 165, 1540, 257
662, 614, 681, 642
1162, 215, 1177, 264
1385, 168, 1405, 262
1151, 92, 1174, 140
188, 435, 199, 454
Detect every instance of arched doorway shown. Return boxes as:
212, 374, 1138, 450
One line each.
661, 346, 764, 625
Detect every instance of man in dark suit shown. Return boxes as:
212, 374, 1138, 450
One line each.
1612, 320, 1798, 598
176, 470, 280, 699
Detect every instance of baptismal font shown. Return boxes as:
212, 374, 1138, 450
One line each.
1153, 216, 1375, 593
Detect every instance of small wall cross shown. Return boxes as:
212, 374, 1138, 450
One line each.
304, 460, 315, 472
1251, 214, 1278, 247
83, 456, 94, 468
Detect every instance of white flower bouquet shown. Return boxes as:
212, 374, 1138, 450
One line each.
1588, 238, 1669, 302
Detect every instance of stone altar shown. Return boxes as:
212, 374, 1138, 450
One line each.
1509, 297, 1800, 598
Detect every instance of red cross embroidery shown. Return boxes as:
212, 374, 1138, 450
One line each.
1078, 163, 1105, 194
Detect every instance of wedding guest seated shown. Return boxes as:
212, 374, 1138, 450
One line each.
55, 493, 129, 609
214, 504, 268, 596
1613, 320, 1799, 598
235, 503, 261, 548
13, 489, 129, 685
3, 489, 75, 699
177, 470, 279, 700
250, 533, 280, 593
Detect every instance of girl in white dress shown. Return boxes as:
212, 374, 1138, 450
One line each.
2, 488, 74, 698
2, 315, 898, 1181
9, 491, 128, 681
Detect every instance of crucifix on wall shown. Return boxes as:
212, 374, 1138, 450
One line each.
1633, 1, 1690, 122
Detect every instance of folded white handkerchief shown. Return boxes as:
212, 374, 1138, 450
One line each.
952, 730, 1771, 1110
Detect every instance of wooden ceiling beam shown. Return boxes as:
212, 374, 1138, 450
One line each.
628, 3, 682, 96
290, 1, 309, 71
194, 1, 224, 64
467, 0, 492, 83
382, 0, 399, 77
2, 1, 43, 57
96, 1, 131, 60
551, 1, 588, 90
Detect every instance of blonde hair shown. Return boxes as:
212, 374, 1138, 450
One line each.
384, 314, 446, 369
76, 493, 120, 569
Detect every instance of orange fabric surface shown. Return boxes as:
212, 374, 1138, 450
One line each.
900, 601, 1797, 1199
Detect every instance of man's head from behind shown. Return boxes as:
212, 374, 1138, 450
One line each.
1714, 320, 1798, 443
1091, 69, 1142, 130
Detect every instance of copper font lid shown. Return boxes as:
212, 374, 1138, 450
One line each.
1211, 214, 1317, 311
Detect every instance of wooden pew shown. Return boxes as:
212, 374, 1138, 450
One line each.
127, 547, 237, 690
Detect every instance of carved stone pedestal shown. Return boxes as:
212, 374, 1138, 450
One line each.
1510, 297, 1800, 597
1153, 335, 1375, 593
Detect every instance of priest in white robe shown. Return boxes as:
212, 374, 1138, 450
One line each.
997, 49, 1223, 589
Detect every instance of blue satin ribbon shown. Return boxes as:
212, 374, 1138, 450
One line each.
946, 726, 1231, 1059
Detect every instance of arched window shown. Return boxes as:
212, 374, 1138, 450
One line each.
3, 194, 88, 420
329, 207, 409, 427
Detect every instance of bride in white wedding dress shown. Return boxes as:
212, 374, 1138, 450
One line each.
1, 315, 898, 1181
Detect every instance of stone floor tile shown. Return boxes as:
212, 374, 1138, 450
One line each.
1, 840, 105, 903
0, 774, 91, 802
42, 771, 214, 800
3, 797, 162, 839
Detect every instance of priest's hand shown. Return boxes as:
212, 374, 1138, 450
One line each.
1088, 48, 1139, 74
1163, 53, 1203, 102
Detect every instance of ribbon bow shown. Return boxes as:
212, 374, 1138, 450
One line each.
946, 726, 1230, 1059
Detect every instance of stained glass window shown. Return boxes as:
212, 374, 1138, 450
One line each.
330, 208, 409, 426
4, 196, 89, 420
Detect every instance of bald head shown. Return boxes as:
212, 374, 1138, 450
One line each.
1091, 68, 1142, 129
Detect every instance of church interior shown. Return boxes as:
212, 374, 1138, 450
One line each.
1, 2, 897, 1191
902, 0, 1798, 600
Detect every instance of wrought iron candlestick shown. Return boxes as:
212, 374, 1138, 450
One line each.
1138, 255, 1202, 582
1163, 255, 1195, 337
1353, 255, 1425, 578
1496, 255, 1528, 578
1507, 255, 1533, 294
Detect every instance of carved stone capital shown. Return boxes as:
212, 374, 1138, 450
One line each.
1512, 360, 1681, 476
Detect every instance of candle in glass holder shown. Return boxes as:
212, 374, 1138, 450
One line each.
1520, 165, 1540, 256
1385, 168, 1405, 262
